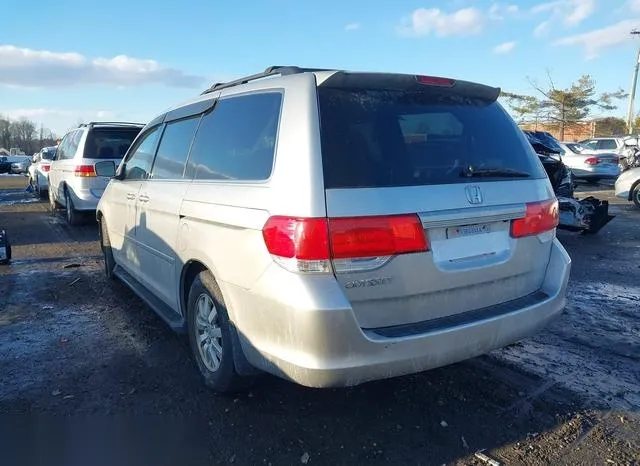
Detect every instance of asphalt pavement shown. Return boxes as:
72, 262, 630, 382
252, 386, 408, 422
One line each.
0, 174, 638, 466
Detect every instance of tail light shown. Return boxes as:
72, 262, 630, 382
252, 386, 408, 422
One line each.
416, 75, 455, 87
41, 165, 51, 172
74, 165, 96, 177
510, 199, 559, 238
584, 157, 600, 165
262, 214, 428, 273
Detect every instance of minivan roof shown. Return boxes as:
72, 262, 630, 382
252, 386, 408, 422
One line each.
77, 121, 145, 129
153, 66, 500, 119
201, 65, 500, 99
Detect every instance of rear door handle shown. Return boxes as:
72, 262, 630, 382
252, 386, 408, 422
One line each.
126, 192, 137, 200
138, 194, 149, 203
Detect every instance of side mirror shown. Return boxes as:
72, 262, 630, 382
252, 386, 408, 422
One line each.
114, 163, 126, 180
95, 160, 116, 178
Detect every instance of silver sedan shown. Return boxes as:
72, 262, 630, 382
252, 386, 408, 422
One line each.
559, 142, 620, 182
615, 167, 640, 209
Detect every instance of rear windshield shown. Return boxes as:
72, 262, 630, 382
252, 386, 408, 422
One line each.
318, 88, 546, 188
83, 127, 142, 160
42, 148, 56, 160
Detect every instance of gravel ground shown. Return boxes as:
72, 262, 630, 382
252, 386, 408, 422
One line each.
0, 174, 638, 466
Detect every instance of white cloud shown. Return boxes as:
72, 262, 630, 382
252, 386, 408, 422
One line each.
400, 7, 484, 37
534, 20, 551, 37
627, 0, 640, 12
489, 3, 519, 20
0, 45, 205, 89
493, 41, 517, 54
345, 22, 361, 31
554, 19, 640, 59
531, 0, 596, 28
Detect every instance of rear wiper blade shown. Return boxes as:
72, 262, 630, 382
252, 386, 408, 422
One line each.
460, 168, 531, 178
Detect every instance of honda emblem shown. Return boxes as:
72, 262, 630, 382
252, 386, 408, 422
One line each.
465, 185, 483, 205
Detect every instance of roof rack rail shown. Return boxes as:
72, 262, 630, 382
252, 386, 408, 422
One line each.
78, 121, 145, 128
201, 66, 335, 95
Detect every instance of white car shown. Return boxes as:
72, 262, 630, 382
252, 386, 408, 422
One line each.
28, 146, 57, 198
615, 167, 640, 209
579, 137, 625, 155
559, 142, 620, 182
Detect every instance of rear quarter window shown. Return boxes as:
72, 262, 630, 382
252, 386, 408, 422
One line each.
318, 88, 546, 188
185, 92, 282, 181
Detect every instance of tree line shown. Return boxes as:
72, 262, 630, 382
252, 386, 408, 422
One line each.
500, 73, 630, 139
0, 116, 58, 155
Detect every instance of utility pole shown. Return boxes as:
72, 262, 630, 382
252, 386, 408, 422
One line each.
626, 29, 640, 134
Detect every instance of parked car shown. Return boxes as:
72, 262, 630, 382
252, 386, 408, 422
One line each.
10, 156, 31, 174
614, 166, 640, 208
523, 132, 613, 234
48, 122, 143, 225
0, 156, 11, 174
558, 142, 620, 183
28, 146, 57, 198
96, 66, 572, 393
579, 137, 625, 155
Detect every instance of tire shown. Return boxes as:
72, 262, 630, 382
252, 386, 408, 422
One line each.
100, 218, 116, 279
64, 189, 81, 226
187, 271, 250, 393
633, 183, 640, 209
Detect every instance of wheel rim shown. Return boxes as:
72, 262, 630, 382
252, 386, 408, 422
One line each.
635, 189, 640, 205
194, 293, 223, 372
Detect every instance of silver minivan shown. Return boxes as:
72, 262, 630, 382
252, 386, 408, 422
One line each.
49, 122, 143, 224
96, 66, 571, 392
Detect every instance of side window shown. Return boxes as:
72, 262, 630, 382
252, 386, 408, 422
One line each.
598, 139, 617, 150
150, 117, 200, 180
69, 129, 84, 158
122, 126, 161, 181
56, 132, 73, 160
186, 92, 282, 181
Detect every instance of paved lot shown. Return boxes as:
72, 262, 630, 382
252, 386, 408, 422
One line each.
0, 174, 638, 465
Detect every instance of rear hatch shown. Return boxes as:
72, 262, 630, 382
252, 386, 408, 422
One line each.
80, 126, 141, 189
317, 73, 557, 329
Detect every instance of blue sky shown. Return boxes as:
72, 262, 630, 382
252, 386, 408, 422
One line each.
1, 0, 639, 136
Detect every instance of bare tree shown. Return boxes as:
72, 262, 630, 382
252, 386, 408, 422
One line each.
0, 115, 57, 153
10, 119, 37, 153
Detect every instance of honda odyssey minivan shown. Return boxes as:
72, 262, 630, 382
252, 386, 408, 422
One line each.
96, 66, 571, 392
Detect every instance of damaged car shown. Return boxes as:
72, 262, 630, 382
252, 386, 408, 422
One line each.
524, 131, 613, 234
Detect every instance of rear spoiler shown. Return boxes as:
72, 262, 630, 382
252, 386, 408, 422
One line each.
319, 72, 501, 102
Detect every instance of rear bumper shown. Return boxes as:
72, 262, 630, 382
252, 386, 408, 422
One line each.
227, 239, 571, 388
36, 173, 49, 189
67, 186, 105, 211
571, 166, 619, 179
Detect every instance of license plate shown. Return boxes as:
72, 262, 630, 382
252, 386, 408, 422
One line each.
446, 223, 490, 239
